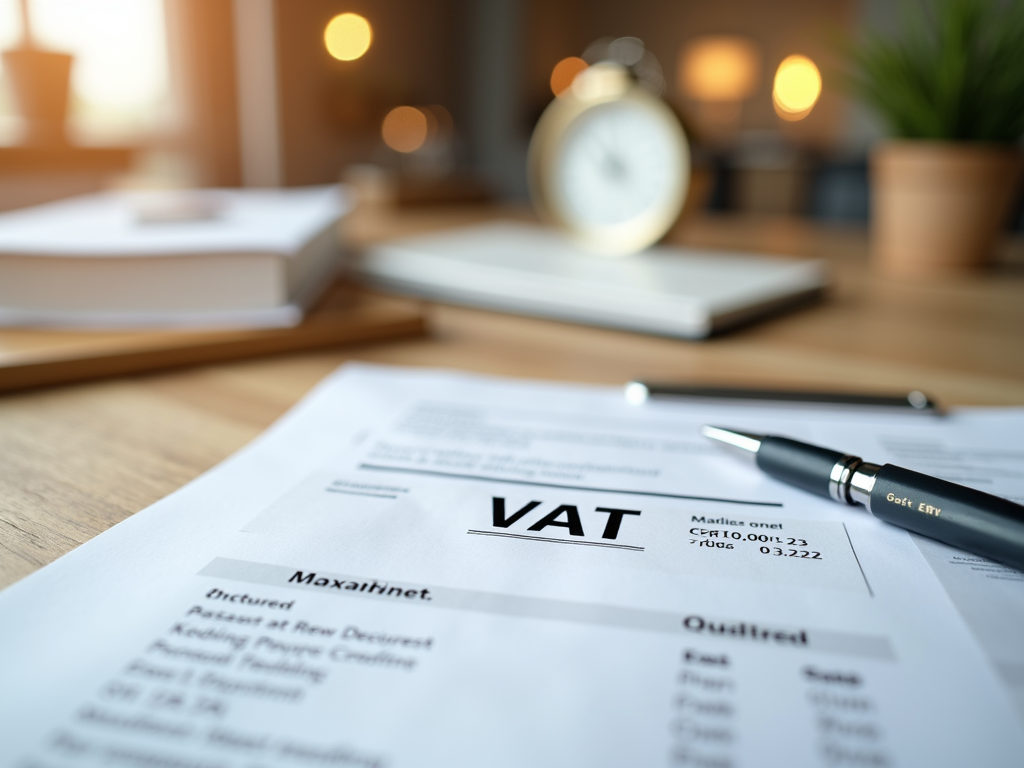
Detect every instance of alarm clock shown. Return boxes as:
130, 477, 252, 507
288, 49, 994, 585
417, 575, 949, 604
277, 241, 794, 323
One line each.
528, 62, 690, 256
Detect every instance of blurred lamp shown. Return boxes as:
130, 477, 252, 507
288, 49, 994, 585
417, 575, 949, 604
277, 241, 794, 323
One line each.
679, 36, 760, 102
772, 55, 821, 120
324, 13, 372, 61
550, 56, 588, 97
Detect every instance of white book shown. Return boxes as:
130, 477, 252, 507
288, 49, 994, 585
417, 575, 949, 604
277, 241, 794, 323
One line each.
358, 221, 827, 339
0, 185, 350, 328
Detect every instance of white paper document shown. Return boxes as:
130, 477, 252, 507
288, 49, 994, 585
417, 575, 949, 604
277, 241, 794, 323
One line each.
2, 365, 1023, 767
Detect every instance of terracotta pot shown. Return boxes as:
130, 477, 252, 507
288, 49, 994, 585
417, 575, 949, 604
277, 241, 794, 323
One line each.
870, 141, 1023, 277
1, 48, 73, 146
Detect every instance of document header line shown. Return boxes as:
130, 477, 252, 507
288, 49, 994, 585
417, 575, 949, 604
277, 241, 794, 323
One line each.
359, 464, 783, 507
466, 529, 645, 551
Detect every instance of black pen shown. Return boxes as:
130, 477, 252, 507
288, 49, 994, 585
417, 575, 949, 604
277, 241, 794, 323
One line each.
626, 381, 940, 413
701, 426, 1024, 572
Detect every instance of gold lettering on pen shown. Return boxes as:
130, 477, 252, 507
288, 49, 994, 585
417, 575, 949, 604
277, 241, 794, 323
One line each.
884, 493, 940, 515
885, 492, 913, 507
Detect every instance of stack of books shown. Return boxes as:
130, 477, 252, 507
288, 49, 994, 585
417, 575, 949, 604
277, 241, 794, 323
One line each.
0, 185, 349, 328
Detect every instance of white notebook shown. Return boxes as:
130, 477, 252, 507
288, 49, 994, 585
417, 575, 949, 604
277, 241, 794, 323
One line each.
0, 186, 350, 328
358, 221, 826, 339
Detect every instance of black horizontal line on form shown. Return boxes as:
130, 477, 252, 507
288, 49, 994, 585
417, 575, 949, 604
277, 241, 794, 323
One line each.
358, 464, 781, 507
326, 488, 398, 499
467, 530, 644, 551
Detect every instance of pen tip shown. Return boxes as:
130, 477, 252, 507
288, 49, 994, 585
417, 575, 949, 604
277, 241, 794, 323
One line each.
701, 425, 764, 454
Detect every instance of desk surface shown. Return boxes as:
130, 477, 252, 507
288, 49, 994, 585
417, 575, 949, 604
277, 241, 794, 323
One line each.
2, 207, 1023, 590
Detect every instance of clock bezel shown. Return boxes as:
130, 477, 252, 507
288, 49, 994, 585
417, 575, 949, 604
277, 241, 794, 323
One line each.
528, 69, 691, 256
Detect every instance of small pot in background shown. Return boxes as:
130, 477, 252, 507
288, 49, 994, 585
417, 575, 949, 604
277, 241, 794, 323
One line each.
1, 48, 73, 146
870, 141, 1023, 278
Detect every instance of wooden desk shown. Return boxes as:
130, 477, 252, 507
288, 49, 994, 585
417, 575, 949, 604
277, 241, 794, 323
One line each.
2, 208, 1023, 590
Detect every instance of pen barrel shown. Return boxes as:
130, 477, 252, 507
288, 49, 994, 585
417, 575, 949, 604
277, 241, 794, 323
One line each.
756, 437, 849, 500
869, 465, 1024, 572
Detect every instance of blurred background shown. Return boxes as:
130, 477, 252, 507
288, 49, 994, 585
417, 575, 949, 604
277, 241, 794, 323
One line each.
0, 0, 1020, 229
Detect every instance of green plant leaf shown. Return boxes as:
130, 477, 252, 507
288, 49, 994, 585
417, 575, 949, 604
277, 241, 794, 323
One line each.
845, 0, 1024, 142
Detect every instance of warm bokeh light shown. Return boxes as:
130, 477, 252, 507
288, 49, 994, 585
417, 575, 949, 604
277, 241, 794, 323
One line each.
679, 36, 760, 102
425, 103, 454, 138
382, 106, 428, 153
424, 104, 453, 140
324, 13, 372, 61
773, 55, 821, 120
550, 56, 588, 97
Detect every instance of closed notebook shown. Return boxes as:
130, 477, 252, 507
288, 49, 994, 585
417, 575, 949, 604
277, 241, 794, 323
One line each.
0, 185, 349, 328
358, 221, 826, 339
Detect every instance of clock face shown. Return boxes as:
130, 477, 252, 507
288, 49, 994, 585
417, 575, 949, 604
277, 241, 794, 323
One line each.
555, 101, 682, 231
529, 74, 689, 256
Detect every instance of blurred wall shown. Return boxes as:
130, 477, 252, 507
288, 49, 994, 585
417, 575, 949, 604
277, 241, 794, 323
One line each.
274, 0, 465, 187
167, 0, 241, 186
526, 0, 857, 146
255, 0, 867, 192
0, 0, 877, 211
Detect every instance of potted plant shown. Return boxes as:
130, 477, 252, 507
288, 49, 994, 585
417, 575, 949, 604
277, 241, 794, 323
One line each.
848, 0, 1024, 277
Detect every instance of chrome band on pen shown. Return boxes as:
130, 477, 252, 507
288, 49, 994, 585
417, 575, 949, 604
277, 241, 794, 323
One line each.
828, 455, 863, 505
850, 463, 881, 508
